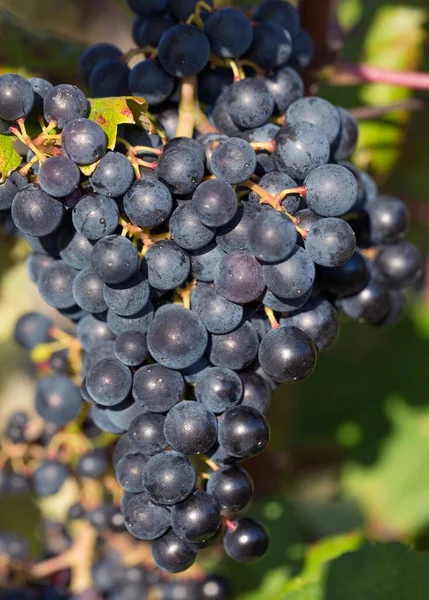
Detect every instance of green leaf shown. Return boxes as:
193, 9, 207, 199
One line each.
88, 96, 148, 150
0, 134, 21, 180
343, 397, 429, 535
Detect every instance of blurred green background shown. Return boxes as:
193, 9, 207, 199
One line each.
1, 0, 429, 598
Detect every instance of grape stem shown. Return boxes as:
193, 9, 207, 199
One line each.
325, 64, 429, 90
249, 141, 276, 153
10, 120, 45, 163
240, 180, 299, 218
173, 280, 196, 310
202, 455, 220, 471
194, 107, 219, 134
350, 98, 425, 119
264, 307, 280, 329
175, 75, 198, 138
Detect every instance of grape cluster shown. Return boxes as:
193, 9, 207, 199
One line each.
0, 0, 422, 587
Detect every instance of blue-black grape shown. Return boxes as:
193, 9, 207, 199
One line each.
240, 370, 271, 413
38, 261, 78, 309
152, 530, 198, 574
223, 517, 269, 562
77, 314, 115, 352
253, 0, 300, 38
26, 252, 55, 283
43, 84, 88, 128
280, 298, 339, 351
209, 321, 259, 370
76, 448, 108, 479
116, 453, 147, 493
192, 179, 237, 227
0, 176, 18, 211
127, 0, 168, 17
304, 218, 356, 267
367, 196, 408, 245
129, 59, 174, 105
156, 148, 204, 195
62, 118, 107, 165
190, 242, 225, 282
12, 184, 64, 236
211, 138, 256, 185
207, 466, 253, 512
265, 66, 304, 114
248, 211, 297, 263
86, 357, 132, 406
195, 366, 243, 413
286, 97, 340, 144
304, 164, 358, 217
192, 283, 243, 334
158, 24, 211, 77
218, 406, 269, 458
248, 21, 292, 70
169, 203, 215, 250
143, 450, 196, 505
145, 240, 190, 290
58, 227, 94, 270
103, 272, 150, 317
319, 251, 369, 298
332, 107, 359, 161
212, 90, 242, 137
89, 60, 130, 97
128, 412, 167, 455
33, 460, 68, 497
147, 304, 208, 369
90, 404, 124, 434
164, 400, 217, 455
72, 266, 107, 313
123, 492, 171, 540
91, 235, 138, 284
90, 151, 135, 198
227, 78, 274, 130
340, 278, 391, 325
263, 245, 315, 299
107, 302, 154, 335
374, 240, 422, 288
115, 331, 148, 366
0, 74, 34, 120
204, 7, 253, 58
133, 14, 175, 48
72, 193, 119, 240
133, 363, 184, 412
216, 203, 257, 252
107, 395, 145, 431
273, 122, 330, 179
215, 250, 265, 303
79, 43, 122, 85
124, 178, 172, 228
259, 325, 317, 383
35, 375, 82, 426
289, 28, 314, 69
171, 490, 221, 543
38, 156, 81, 198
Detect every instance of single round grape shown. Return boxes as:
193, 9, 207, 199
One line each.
207, 466, 253, 512
195, 367, 243, 413
192, 179, 238, 227
86, 357, 132, 406
107, 302, 154, 336
129, 59, 174, 105
38, 156, 81, 198
58, 227, 94, 270
0, 176, 18, 211
152, 530, 198, 574
259, 326, 317, 383
72, 266, 107, 313
124, 178, 172, 228
204, 8, 253, 58
215, 250, 265, 303
340, 279, 391, 324
248, 211, 297, 263
76, 314, 115, 353
127, 0, 168, 17
332, 107, 359, 161
171, 490, 221, 543
62, 118, 107, 166
115, 453, 147, 493
133, 363, 184, 412
43, 84, 88, 128
211, 138, 257, 185
273, 122, 330, 180
90, 404, 124, 434
190, 242, 225, 282
26, 252, 55, 283
289, 28, 314, 69
248, 21, 292, 70
263, 245, 315, 299
76, 449, 108, 479
164, 136, 206, 164
143, 450, 196, 505
304, 164, 358, 217
156, 148, 204, 195
90, 152, 135, 198
33, 461, 68, 497
79, 43, 122, 85
254, 0, 300, 38
192, 283, 243, 334
227, 78, 275, 129
223, 518, 269, 562
286, 97, 341, 145
115, 331, 148, 367
147, 304, 208, 369
218, 406, 269, 458
158, 24, 211, 77
265, 66, 304, 114
164, 401, 217, 455
374, 240, 422, 288
35, 376, 82, 426
91, 235, 138, 284
145, 240, 190, 290
38, 261, 78, 309
319, 251, 370, 298
368, 196, 408, 245
209, 321, 259, 371
280, 298, 339, 351
212, 90, 242, 136
216, 203, 257, 253
128, 412, 166, 455
103, 272, 150, 317
123, 492, 171, 540
240, 370, 271, 413
11, 184, 64, 237
72, 193, 119, 241
134, 14, 175, 48
89, 59, 130, 97
305, 218, 356, 267
0, 74, 34, 121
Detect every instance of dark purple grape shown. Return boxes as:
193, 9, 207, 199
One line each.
223, 517, 269, 562
259, 326, 317, 383
43, 84, 88, 128
0, 74, 34, 120
227, 78, 275, 129
158, 24, 210, 77
11, 184, 64, 236
273, 122, 330, 179
62, 118, 107, 165
218, 406, 269, 458
215, 250, 265, 303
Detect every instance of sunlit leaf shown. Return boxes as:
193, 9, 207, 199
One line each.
0, 134, 21, 180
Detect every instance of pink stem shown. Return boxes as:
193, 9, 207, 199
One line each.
332, 64, 429, 90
